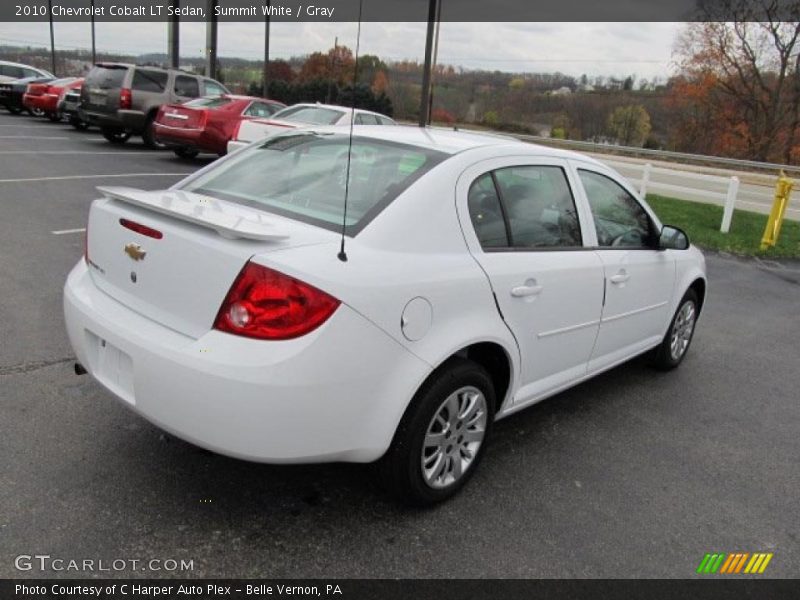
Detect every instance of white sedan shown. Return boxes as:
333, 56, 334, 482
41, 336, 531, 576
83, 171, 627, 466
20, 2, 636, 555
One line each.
227, 102, 395, 153
64, 127, 706, 504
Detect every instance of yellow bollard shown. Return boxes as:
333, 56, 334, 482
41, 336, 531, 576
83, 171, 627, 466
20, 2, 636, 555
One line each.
760, 171, 794, 250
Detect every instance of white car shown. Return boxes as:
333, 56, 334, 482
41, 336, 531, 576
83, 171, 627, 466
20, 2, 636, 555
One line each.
64, 127, 706, 504
227, 102, 395, 153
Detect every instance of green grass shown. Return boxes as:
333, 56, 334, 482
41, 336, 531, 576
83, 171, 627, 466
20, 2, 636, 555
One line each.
646, 194, 800, 259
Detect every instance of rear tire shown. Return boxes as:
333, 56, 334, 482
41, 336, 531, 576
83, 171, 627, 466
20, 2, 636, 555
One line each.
101, 127, 131, 145
173, 147, 199, 159
650, 289, 699, 370
379, 357, 495, 506
70, 117, 89, 131
29, 107, 45, 117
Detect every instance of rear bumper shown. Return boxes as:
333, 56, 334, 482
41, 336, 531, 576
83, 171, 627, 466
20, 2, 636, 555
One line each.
63, 261, 430, 464
79, 108, 146, 132
23, 93, 58, 113
153, 122, 222, 154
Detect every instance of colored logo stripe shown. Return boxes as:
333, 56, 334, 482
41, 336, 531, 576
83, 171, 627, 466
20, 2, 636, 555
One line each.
697, 553, 773, 574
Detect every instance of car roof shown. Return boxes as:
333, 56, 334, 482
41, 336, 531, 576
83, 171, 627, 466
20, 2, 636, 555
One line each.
297, 124, 604, 162
289, 102, 389, 117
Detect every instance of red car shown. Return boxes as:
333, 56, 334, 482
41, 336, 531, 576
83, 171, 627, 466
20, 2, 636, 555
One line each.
153, 95, 285, 158
23, 77, 83, 121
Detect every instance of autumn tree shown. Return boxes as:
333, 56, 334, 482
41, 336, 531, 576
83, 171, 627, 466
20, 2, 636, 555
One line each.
671, 1, 800, 162
298, 45, 356, 86
607, 105, 652, 146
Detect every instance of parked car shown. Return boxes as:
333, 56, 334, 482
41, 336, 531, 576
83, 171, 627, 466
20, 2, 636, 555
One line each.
0, 60, 53, 83
64, 127, 706, 505
23, 77, 83, 121
59, 84, 89, 130
227, 102, 396, 153
79, 63, 229, 147
153, 95, 285, 158
0, 76, 54, 114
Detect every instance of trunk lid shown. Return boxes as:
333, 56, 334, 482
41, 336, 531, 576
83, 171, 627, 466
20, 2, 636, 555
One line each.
235, 118, 298, 142
26, 82, 48, 96
157, 103, 208, 130
86, 187, 336, 338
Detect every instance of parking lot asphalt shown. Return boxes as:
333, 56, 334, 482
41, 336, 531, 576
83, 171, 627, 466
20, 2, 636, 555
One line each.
0, 110, 798, 579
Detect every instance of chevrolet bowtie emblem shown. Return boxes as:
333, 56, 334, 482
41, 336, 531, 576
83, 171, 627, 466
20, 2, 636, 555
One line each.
124, 243, 146, 261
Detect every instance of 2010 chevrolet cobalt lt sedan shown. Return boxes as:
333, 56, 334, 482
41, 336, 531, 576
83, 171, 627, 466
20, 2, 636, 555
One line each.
64, 127, 706, 504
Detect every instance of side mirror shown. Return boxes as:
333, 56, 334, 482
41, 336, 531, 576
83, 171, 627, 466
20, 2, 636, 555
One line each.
659, 225, 689, 250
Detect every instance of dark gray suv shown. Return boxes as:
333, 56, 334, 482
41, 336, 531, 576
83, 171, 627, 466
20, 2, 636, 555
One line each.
79, 63, 229, 147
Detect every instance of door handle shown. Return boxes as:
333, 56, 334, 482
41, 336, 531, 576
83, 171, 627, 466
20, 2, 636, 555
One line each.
609, 270, 630, 285
511, 284, 544, 298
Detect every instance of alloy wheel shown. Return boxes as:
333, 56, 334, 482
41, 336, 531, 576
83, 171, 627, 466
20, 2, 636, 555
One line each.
421, 385, 488, 489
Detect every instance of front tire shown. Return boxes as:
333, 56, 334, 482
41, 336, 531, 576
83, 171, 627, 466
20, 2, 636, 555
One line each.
70, 117, 89, 131
651, 289, 699, 370
379, 358, 495, 505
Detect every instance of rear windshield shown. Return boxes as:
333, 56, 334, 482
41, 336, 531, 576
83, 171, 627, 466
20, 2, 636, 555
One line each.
86, 65, 127, 89
183, 96, 232, 109
181, 132, 447, 235
272, 106, 344, 125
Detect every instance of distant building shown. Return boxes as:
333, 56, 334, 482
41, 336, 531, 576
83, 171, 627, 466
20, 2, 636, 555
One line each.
549, 86, 572, 96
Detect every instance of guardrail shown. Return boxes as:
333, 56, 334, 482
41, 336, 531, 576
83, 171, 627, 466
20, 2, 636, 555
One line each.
511, 133, 800, 176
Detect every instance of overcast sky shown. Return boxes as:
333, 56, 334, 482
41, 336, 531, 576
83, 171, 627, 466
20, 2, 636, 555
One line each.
0, 22, 682, 80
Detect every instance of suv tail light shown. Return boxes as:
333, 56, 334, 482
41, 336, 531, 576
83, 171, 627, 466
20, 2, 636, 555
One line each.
214, 262, 340, 340
119, 87, 132, 110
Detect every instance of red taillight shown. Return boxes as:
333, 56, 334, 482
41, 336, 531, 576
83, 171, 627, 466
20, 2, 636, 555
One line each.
214, 262, 340, 340
119, 88, 132, 110
119, 218, 163, 239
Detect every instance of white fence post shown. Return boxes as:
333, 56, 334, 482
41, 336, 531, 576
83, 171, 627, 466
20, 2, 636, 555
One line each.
720, 176, 739, 233
639, 163, 651, 198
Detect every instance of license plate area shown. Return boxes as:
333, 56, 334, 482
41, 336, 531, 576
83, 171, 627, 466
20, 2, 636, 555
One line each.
85, 330, 135, 405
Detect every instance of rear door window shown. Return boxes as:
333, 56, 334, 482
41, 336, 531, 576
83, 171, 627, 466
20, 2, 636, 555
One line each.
174, 75, 200, 98
132, 69, 167, 92
468, 165, 583, 250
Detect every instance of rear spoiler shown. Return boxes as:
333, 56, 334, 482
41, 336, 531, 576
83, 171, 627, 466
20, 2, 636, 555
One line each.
97, 186, 290, 241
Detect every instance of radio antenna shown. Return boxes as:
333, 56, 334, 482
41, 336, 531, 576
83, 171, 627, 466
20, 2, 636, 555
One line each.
337, 0, 363, 262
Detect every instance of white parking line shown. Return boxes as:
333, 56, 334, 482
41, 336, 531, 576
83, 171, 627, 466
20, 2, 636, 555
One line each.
0, 172, 192, 184
52, 228, 86, 235
0, 136, 69, 140
0, 151, 159, 155
0, 124, 57, 128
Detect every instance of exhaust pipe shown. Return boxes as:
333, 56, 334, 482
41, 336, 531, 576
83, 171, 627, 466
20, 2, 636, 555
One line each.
74, 362, 87, 376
